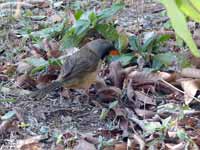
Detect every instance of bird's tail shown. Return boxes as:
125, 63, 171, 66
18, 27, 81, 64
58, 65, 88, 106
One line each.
30, 81, 62, 100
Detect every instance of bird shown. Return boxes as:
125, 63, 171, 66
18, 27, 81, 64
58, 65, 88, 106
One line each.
31, 39, 116, 99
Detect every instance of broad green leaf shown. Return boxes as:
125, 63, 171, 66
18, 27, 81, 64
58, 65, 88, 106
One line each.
156, 34, 171, 43
117, 33, 129, 52
61, 11, 97, 49
142, 33, 170, 53
95, 24, 119, 41
109, 53, 135, 66
160, 0, 200, 57
176, 0, 200, 22
61, 20, 90, 49
142, 34, 157, 52
190, 0, 200, 11
97, 3, 124, 21
152, 52, 177, 69
129, 35, 141, 51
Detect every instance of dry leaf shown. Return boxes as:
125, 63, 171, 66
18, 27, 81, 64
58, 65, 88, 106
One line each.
135, 91, 156, 106
114, 143, 127, 150
155, 71, 177, 82
96, 86, 122, 102
134, 108, 155, 118
165, 142, 185, 150
74, 139, 96, 150
180, 79, 200, 104
107, 61, 126, 89
0, 74, 8, 81
15, 74, 37, 89
17, 135, 45, 150
16, 62, 33, 74
181, 68, 200, 79
128, 71, 159, 84
36, 74, 58, 89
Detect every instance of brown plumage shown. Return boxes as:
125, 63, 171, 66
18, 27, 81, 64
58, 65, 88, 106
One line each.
31, 39, 115, 99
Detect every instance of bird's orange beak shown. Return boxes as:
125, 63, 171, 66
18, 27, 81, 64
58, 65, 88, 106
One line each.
109, 50, 120, 56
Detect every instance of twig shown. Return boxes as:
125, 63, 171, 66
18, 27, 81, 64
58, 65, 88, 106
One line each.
160, 79, 200, 103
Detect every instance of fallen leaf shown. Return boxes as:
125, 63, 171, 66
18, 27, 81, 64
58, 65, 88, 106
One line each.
36, 74, 58, 89
134, 108, 155, 118
114, 143, 127, 150
50, 14, 62, 23
29, 44, 47, 60
107, 61, 126, 89
165, 142, 186, 150
96, 86, 122, 102
15, 75, 37, 89
180, 79, 200, 104
47, 50, 61, 58
16, 62, 33, 74
127, 79, 135, 103
155, 71, 177, 82
0, 74, 8, 81
135, 91, 156, 106
181, 67, 200, 79
2, 63, 16, 75
17, 135, 45, 150
74, 139, 96, 150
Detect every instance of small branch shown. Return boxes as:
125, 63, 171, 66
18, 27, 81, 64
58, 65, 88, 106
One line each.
160, 79, 200, 103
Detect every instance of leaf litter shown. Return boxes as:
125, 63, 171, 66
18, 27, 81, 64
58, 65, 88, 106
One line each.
1, 0, 200, 149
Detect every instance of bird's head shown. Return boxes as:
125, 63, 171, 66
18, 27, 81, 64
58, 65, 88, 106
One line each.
88, 39, 119, 59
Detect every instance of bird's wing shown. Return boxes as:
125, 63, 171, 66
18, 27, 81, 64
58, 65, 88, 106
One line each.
58, 48, 100, 81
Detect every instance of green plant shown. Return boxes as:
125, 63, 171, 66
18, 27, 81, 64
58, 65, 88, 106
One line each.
61, 3, 125, 49
159, 0, 200, 57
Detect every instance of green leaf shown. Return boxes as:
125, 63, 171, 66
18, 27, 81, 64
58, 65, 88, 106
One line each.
100, 108, 109, 120
109, 53, 135, 66
117, 33, 129, 52
109, 101, 118, 109
89, 12, 98, 27
160, 0, 200, 57
142, 34, 157, 52
25, 57, 48, 67
152, 52, 177, 69
177, 129, 189, 140
176, 0, 200, 22
1, 111, 16, 120
156, 34, 171, 43
95, 24, 119, 41
74, 10, 84, 20
97, 3, 124, 21
30, 21, 66, 39
162, 116, 172, 128
30, 15, 47, 20
48, 58, 62, 66
190, 0, 200, 11
31, 65, 46, 74
144, 122, 162, 135
129, 35, 141, 51
0, 98, 16, 103
61, 20, 90, 49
